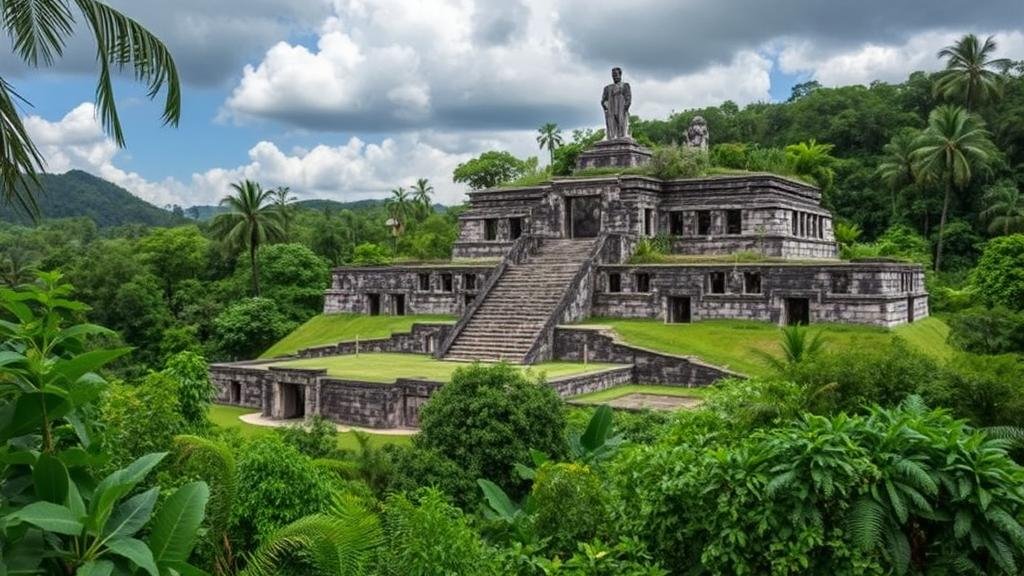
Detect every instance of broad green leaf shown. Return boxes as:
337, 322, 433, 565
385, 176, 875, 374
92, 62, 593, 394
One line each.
0, 392, 65, 441
33, 453, 69, 504
7, 501, 83, 535
0, 448, 38, 465
75, 560, 114, 576
3, 527, 44, 572
148, 482, 209, 564
105, 487, 158, 539
105, 537, 159, 576
580, 405, 614, 451
160, 560, 212, 576
0, 350, 26, 369
50, 348, 131, 388
477, 479, 518, 521
68, 479, 86, 519
90, 453, 166, 532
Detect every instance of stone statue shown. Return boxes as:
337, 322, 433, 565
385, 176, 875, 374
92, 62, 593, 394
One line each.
686, 115, 709, 151
602, 67, 631, 140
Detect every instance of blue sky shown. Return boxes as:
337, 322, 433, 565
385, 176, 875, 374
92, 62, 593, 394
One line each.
11, 0, 1024, 207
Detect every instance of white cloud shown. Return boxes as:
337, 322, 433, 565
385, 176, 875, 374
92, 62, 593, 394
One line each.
778, 30, 1024, 87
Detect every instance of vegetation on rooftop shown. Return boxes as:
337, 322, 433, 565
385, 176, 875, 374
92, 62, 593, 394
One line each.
260, 313, 456, 358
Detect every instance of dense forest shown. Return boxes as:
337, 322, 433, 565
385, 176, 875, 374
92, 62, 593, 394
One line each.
3, 18, 1024, 575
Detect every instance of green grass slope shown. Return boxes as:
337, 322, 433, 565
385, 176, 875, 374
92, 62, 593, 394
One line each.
579, 317, 953, 377
208, 405, 411, 449
261, 313, 456, 358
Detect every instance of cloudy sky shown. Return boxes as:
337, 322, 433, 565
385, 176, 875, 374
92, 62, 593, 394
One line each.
7, 0, 1024, 207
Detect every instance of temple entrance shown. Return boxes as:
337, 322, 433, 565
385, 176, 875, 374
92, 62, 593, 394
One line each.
367, 293, 381, 316
229, 382, 241, 404
785, 298, 810, 325
393, 294, 406, 316
907, 296, 915, 322
668, 296, 691, 323
279, 383, 305, 419
567, 196, 601, 238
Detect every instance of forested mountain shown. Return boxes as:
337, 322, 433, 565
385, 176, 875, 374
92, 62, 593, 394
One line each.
0, 170, 186, 227
184, 198, 416, 220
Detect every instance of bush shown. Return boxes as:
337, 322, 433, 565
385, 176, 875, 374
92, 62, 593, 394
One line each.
100, 372, 184, 468
709, 142, 748, 169
416, 364, 567, 499
629, 236, 669, 263
647, 144, 709, 179
383, 445, 477, 503
972, 234, 1024, 310
947, 306, 1024, 354
930, 354, 1024, 428
161, 350, 214, 429
351, 242, 393, 265
276, 414, 339, 458
231, 435, 335, 550
531, 462, 609, 555
212, 297, 294, 360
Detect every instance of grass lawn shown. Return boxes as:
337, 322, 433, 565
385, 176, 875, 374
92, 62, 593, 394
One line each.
261, 313, 456, 358
208, 404, 412, 450
269, 352, 622, 383
571, 384, 711, 404
579, 317, 953, 377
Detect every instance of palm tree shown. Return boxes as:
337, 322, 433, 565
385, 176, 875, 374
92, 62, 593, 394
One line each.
0, 250, 37, 287
784, 140, 836, 190
755, 325, 827, 373
271, 186, 298, 239
410, 178, 434, 218
981, 180, 1024, 235
877, 128, 921, 219
385, 186, 412, 234
0, 1, 180, 215
536, 122, 563, 165
210, 180, 285, 296
934, 34, 1012, 110
833, 221, 862, 251
912, 105, 995, 271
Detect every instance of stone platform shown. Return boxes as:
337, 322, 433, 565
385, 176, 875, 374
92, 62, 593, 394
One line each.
576, 138, 652, 170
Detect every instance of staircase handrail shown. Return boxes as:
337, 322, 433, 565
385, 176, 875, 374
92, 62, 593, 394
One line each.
522, 233, 609, 363
435, 234, 539, 358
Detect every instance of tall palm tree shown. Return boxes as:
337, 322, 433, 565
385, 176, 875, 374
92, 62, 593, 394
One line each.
912, 105, 995, 271
536, 122, 563, 165
784, 139, 837, 190
410, 178, 434, 218
271, 186, 298, 239
934, 34, 1012, 111
0, 0, 180, 215
385, 186, 413, 235
211, 180, 285, 296
981, 180, 1024, 235
877, 128, 921, 220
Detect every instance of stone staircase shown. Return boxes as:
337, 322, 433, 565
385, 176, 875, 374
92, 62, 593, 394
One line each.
444, 238, 597, 363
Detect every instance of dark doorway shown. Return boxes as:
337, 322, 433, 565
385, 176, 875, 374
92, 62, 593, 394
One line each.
786, 298, 810, 325
697, 210, 712, 235
280, 383, 305, 419
644, 208, 654, 236
393, 294, 406, 316
907, 296, 915, 323
484, 218, 498, 241
229, 381, 241, 404
669, 212, 684, 236
568, 196, 601, 238
668, 296, 691, 323
509, 217, 523, 239
367, 293, 381, 316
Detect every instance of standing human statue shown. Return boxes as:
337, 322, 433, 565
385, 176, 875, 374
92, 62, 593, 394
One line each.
602, 67, 631, 140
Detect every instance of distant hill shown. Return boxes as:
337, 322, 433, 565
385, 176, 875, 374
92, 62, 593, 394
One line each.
0, 170, 186, 227
185, 198, 392, 221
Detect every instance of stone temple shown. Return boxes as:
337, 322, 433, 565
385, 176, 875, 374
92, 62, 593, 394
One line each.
211, 69, 928, 427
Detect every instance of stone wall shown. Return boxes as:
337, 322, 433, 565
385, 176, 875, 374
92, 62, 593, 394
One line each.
547, 366, 634, 396
325, 265, 495, 315
553, 326, 744, 384
296, 323, 451, 359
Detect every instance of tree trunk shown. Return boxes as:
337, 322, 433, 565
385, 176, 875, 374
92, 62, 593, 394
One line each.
934, 176, 952, 272
250, 243, 260, 297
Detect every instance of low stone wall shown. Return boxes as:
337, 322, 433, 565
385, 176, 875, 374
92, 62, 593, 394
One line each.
553, 326, 743, 385
296, 323, 452, 359
547, 366, 634, 396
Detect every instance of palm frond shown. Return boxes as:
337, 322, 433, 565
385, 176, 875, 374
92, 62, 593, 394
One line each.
0, 77, 43, 215
1, 0, 75, 65
241, 508, 383, 576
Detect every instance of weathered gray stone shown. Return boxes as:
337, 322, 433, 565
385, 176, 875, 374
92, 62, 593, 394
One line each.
602, 67, 631, 140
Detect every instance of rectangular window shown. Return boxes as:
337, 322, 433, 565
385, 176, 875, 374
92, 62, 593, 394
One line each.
791, 210, 798, 235
726, 209, 742, 235
418, 273, 430, 291
484, 219, 498, 241
832, 272, 851, 294
708, 272, 726, 294
509, 217, 523, 239
441, 273, 453, 292
464, 273, 477, 291
669, 212, 685, 236
635, 273, 651, 293
743, 272, 761, 294
644, 208, 654, 237
818, 217, 825, 239
608, 273, 621, 293
697, 210, 712, 235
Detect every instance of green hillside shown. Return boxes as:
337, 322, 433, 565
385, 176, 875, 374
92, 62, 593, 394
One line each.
0, 170, 186, 227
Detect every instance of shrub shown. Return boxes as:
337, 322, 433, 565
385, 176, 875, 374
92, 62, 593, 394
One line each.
383, 445, 477, 503
947, 306, 1024, 354
710, 142, 748, 169
351, 242, 393, 265
646, 144, 709, 179
100, 372, 184, 468
629, 236, 670, 263
162, 350, 214, 429
929, 353, 1024, 428
276, 414, 339, 458
531, 462, 609, 555
212, 297, 294, 360
231, 435, 335, 550
972, 234, 1024, 310
416, 364, 567, 499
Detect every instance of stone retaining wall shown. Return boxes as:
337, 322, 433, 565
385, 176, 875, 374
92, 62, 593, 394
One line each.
297, 323, 452, 358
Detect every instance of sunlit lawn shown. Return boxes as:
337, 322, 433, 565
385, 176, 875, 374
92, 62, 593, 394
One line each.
571, 384, 712, 404
261, 313, 456, 358
208, 404, 412, 450
269, 352, 623, 383
579, 316, 953, 377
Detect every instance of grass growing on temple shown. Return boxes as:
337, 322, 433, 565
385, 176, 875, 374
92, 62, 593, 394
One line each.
269, 352, 623, 383
579, 317, 952, 377
261, 313, 456, 358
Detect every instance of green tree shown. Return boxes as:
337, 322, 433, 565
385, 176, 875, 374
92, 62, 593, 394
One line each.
877, 128, 921, 219
410, 178, 434, 218
270, 185, 298, 240
981, 180, 1024, 235
784, 139, 837, 190
971, 234, 1024, 310
385, 186, 412, 239
211, 180, 286, 296
212, 297, 294, 360
912, 105, 995, 271
162, 350, 215, 429
934, 34, 1012, 110
137, 225, 209, 296
0, 0, 180, 214
453, 150, 533, 190
254, 243, 329, 321
537, 122, 563, 165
